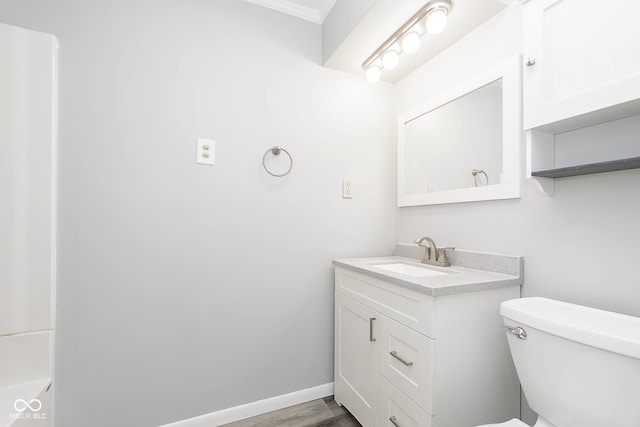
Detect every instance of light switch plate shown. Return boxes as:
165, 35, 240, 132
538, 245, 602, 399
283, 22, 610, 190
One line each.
196, 139, 215, 165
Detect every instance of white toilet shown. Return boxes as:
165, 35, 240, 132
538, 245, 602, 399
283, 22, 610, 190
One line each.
477, 297, 640, 427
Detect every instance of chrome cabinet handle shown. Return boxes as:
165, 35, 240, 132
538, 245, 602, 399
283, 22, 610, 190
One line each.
369, 318, 376, 342
390, 351, 413, 366
526, 57, 536, 67
389, 416, 400, 426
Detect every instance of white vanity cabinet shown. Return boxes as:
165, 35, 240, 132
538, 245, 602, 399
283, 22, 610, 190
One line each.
523, 0, 640, 131
334, 264, 521, 427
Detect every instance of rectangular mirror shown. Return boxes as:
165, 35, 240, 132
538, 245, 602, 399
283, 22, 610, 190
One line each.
397, 56, 522, 206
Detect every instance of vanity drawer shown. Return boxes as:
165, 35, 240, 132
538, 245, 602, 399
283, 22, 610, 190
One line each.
380, 377, 433, 427
380, 316, 434, 414
335, 268, 435, 337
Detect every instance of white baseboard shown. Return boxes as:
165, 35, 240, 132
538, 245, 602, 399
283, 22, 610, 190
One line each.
158, 382, 334, 427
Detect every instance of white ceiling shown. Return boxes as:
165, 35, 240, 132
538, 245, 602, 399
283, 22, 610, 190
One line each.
245, 0, 337, 24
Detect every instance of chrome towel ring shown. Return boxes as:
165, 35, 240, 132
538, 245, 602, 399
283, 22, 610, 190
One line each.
263, 146, 293, 177
472, 168, 488, 187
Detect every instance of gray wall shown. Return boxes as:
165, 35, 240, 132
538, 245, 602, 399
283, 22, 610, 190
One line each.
4, 1, 639, 426
395, 5, 640, 425
321, 0, 377, 64
397, 3, 640, 318
0, 1, 395, 426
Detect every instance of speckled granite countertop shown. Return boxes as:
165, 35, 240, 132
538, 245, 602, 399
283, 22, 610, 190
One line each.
333, 244, 523, 297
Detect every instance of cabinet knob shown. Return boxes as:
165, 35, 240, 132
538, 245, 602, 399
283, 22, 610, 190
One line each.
526, 57, 536, 67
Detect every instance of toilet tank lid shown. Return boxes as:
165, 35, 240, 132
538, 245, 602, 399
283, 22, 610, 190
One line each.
501, 297, 640, 360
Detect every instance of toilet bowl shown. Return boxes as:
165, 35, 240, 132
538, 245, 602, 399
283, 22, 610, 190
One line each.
476, 297, 640, 427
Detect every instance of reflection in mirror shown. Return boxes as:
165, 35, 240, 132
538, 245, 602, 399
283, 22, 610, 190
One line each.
397, 56, 521, 206
405, 80, 503, 194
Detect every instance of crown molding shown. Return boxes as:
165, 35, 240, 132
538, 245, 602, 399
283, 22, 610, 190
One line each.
246, 0, 336, 24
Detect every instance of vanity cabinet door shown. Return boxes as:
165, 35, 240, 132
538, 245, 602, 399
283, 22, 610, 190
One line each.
335, 293, 380, 427
523, 0, 640, 130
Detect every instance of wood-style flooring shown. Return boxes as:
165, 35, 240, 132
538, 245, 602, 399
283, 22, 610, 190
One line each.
220, 396, 361, 427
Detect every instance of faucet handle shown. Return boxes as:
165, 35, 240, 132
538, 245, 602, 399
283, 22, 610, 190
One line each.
436, 247, 455, 266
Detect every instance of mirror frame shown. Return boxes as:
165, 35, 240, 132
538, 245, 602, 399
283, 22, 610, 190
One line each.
397, 55, 522, 206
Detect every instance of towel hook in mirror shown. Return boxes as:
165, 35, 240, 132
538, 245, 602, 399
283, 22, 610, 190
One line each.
472, 169, 488, 187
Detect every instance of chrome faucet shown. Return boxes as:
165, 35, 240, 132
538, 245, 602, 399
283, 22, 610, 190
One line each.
414, 236, 455, 267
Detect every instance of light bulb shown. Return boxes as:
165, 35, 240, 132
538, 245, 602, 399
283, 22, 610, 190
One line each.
382, 49, 399, 70
426, 8, 447, 35
365, 65, 381, 83
401, 31, 421, 54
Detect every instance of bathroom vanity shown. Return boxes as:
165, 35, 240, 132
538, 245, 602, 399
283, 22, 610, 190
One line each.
334, 245, 523, 427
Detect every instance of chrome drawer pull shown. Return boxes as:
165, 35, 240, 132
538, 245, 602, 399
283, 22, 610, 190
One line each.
389, 416, 400, 426
390, 351, 413, 366
369, 318, 376, 342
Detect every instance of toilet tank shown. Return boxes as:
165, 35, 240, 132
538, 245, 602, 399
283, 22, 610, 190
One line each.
500, 297, 640, 427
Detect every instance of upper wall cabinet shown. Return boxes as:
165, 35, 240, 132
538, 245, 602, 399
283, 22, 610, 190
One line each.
523, 0, 640, 132
523, 0, 640, 196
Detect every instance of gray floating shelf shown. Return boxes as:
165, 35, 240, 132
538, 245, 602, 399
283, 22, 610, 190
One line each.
532, 156, 640, 178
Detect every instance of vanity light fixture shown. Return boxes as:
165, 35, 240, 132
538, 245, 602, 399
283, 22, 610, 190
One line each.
382, 49, 400, 70
401, 31, 421, 54
363, 0, 453, 83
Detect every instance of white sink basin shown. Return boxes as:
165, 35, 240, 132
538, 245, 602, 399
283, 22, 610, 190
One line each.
372, 262, 449, 278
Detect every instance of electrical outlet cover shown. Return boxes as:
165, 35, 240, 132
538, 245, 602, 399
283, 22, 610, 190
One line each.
196, 139, 215, 165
